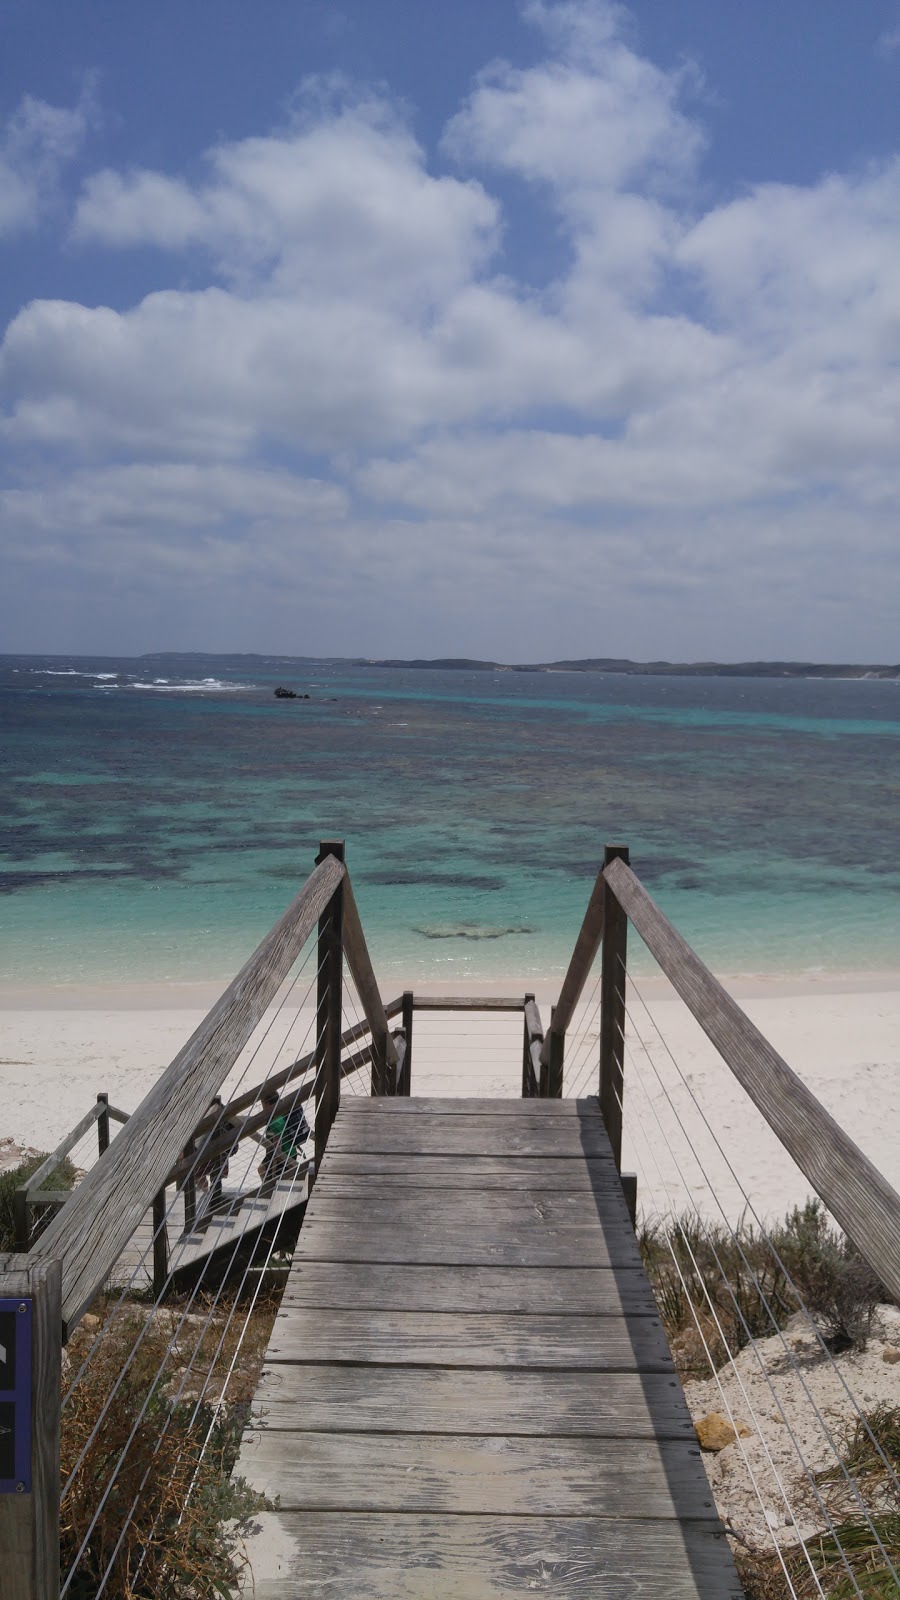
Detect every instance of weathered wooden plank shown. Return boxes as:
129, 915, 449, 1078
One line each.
605, 854, 900, 1302
249, 1364, 691, 1438
317, 1153, 617, 1187
304, 1192, 634, 1232
240, 1512, 741, 1599
411, 996, 526, 1011
336, 1096, 599, 1115
313, 1174, 626, 1202
278, 1262, 657, 1315
238, 1430, 713, 1518
264, 1308, 671, 1369
324, 1120, 616, 1157
35, 852, 345, 1333
295, 1218, 640, 1268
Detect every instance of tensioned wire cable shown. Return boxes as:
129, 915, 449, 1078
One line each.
130, 1004, 358, 1595
62, 1000, 328, 1598
616, 976, 885, 1593
60, 946, 324, 1496
618, 972, 893, 1564
85, 1006, 328, 1600
61, 937, 323, 1413
620, 951, 900, 1511
560, 969, 604, 1098
618, 1064, 816, 1599
102, 986, 357, 1595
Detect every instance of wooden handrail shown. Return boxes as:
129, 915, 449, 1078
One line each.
412, 996, 526, 1012
34, 851, 346, 1334
539, 867, 605, 1066
18, 1101, 129, 1198
167, 1042, 374, 1185
342, 874, 399, 1073
604, 854, 900, 1303
186, 1009, 376, 1150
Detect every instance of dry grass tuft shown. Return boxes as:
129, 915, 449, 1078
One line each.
61, 1283, 282, 1598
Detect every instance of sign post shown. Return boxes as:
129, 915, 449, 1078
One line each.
0, 1257, 61, 1600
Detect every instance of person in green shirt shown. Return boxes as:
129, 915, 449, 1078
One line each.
258, 1086, 310, 1190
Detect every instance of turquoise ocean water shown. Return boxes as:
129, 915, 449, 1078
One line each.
1, 654, 898, 987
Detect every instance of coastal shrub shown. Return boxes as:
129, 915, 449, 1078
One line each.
639, 1212, 793, 1375
772, 1199, 883, 1353
0, 1152, 76, 1251
60, 1285, 281, 1598
640, 1199, 884, 1377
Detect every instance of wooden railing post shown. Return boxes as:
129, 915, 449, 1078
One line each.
522, 995, 544, 1098
370, 1029, 388, 1098
0, 1254, 62, 1600
182, 1137, 197, 1236
541, 1006, 564, 1098
152, 1189, 169, 1299
399, 992, 414, 1095
599, 844, 629, 1170
315, 841, 345, 1176
522, 993, 535, 1097
96, 1093, 110, 1157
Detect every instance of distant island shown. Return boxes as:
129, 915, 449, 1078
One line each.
134, 651, 900, 680
363, 657, 900, 680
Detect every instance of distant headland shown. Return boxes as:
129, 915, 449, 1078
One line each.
136, 652, 900, 679
362, 657, 900, 680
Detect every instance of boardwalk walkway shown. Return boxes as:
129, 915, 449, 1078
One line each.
236, 1098, 741, 1597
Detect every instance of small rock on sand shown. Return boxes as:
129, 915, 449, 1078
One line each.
696, 1412, 752, 1451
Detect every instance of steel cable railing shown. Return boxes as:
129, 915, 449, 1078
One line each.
609, 951, 898, 1594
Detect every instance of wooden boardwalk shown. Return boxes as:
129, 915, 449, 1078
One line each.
236, 1098, 741, 1598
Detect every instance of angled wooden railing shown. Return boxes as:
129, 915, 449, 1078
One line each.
33, 850, 346, 1334
546, 844, 900, 1305
603, 853, 900, 1306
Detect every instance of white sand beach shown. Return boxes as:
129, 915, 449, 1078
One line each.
2, 973, 898, 1225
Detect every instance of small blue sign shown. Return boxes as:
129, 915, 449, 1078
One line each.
0, 1297, 32, 1494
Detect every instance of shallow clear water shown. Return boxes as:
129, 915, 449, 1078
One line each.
1, 654, 898, 985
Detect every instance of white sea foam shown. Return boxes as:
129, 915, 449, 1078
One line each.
112, 677, 257, 693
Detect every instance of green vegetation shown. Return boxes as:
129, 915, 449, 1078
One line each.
639, 1198, 884, 1377
640, 1201, 896, 1597
61, 1285, 279, 1599
0, 1152, 77, 1251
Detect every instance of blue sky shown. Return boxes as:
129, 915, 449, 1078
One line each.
2, 0, 900, 660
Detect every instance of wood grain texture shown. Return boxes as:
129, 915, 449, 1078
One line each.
316, 1154, 617, 1187
336, 1096, 597, 1115
238, 1430, 712, 1518
250, 1363, 691, 1437
34, 851, 344, 1333
605, 854, 900, 1302
305, 1189, 632, 1226
312, 1173, 626, 1201
324, 1120, 616, 1158
411, 996, 526, 1011
239, 1511, 742, 1598
295, 1219, 640, 1268
278, 1262, 657, 1315
234, 1099, 737, 1599
264, 1308, 672, 1369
